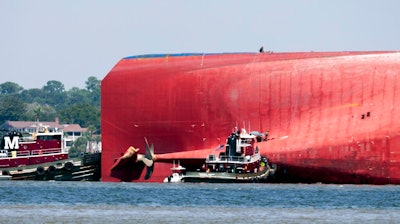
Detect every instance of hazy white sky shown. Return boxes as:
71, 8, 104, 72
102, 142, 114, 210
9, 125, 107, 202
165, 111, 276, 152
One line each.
1, 0, 399, 90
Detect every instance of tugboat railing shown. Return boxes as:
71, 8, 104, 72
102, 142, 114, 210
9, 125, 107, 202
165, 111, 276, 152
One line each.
206, 151, 262, 163
218, 155, 245, 162
0, 148, 64, 158
207, 154, 261, 163
31, 148, 62, 155
16, 150, 31, 156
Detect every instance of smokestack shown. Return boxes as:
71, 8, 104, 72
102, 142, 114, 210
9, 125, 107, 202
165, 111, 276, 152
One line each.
55, 117, 59, 124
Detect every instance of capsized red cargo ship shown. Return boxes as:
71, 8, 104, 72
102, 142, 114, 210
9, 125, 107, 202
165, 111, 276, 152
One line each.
101, 51, 400, 184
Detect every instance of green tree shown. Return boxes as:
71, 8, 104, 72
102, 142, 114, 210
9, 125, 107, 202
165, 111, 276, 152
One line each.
86, 125, 97, 141
85, 76, 101, 107
20, 88, 45, 104
0, 95, 27, 123
68, 135, 88, 158
0, 82, 23, 95
58, 103, 100, 132
65, 87, 90, 107
43, 80, 65, 94
21, 103, 57, 122
86, 76, 101, 93
42, 80, 67, 110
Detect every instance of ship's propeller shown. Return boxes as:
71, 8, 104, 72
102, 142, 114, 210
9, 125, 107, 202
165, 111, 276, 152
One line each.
139, 137, 155, 180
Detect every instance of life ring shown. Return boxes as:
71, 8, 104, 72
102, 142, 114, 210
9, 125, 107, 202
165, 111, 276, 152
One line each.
36, 166, 45, 175
64, 161, 74, 171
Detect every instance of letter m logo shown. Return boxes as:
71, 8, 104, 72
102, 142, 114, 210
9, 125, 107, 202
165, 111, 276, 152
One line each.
4, 136, 19, 150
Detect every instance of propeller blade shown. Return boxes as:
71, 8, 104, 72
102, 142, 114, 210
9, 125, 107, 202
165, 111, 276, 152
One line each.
143, 137, 155, 180
141, 157, 153, 167
144, 164, 154, 180
144, 137, 153, 160
150, 143, 155, 157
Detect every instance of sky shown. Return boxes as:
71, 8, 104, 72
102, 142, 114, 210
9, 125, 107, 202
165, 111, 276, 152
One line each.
1, 0, 399, 90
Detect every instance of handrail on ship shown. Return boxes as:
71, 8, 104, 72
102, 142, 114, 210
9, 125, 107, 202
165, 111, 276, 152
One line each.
206, 154, 260, 163
218, 155, 245, 162
31, 148, 62, 155
1, 148, 63, 157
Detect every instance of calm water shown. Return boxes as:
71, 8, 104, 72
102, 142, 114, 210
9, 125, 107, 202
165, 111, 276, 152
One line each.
0, 181, 399, 224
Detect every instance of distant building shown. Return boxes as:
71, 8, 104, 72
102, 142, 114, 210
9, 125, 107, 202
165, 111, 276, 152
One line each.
0, 119, 87, 151
62, 124, 87, 149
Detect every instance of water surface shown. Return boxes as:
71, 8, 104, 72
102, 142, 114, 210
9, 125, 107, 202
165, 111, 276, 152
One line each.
0, 181, 398, 223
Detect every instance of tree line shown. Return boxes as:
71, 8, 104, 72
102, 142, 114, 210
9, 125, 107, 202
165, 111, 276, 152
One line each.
0, 77, 101, 134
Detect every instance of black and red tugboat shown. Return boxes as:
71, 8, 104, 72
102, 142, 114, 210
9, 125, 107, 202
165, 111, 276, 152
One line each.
166, 129, 274, 183
0, 130, 68, 168
0, 129, 71, 179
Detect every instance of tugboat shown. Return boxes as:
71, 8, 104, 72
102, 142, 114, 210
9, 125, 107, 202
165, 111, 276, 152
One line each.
0, 129, 70, 179
165, 129, 274, 183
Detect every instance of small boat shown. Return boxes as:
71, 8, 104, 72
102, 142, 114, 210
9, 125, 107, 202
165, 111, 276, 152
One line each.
0, 171, 12, 180
163, 161, 186, 183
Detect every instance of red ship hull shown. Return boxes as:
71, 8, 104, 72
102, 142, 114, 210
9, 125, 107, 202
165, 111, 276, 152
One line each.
101, 51, 400, 184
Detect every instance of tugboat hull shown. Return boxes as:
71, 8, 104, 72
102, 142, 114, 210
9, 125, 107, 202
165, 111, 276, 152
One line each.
183, 169, 272, 183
